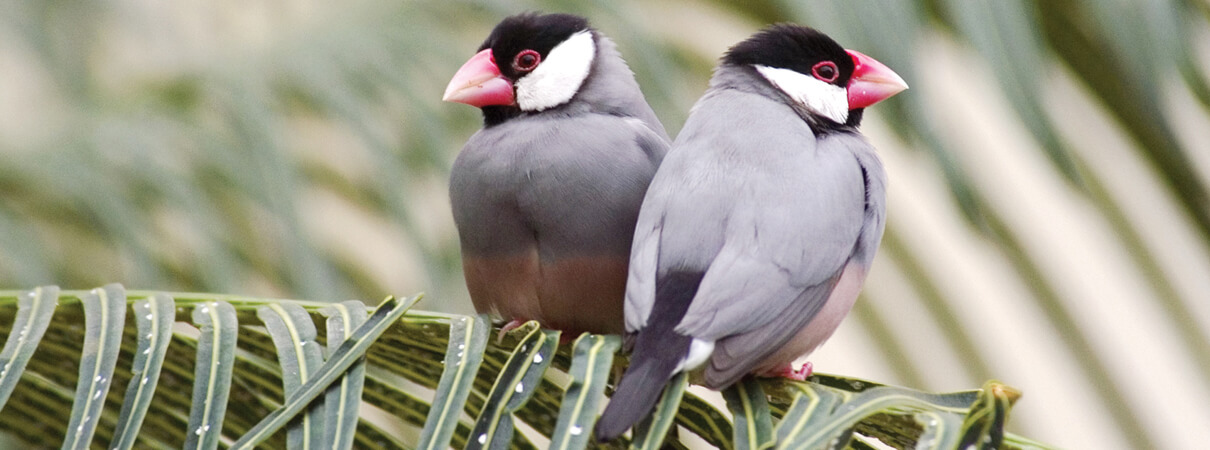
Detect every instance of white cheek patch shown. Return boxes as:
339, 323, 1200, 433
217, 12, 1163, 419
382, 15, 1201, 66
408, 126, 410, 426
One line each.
515, 31, 595, 112
755, 65, 849, 124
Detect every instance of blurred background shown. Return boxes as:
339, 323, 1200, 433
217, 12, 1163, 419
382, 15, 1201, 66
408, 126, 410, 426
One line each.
1, 0, 1208, 448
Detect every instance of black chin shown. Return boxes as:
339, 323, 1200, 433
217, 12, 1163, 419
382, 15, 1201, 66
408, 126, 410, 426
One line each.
845, 108, 864, 127
481, 105, 522, 127
788, 102, 859, 136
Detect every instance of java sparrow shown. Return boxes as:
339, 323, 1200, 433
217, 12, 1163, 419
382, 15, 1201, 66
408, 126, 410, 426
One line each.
596, 24, 908, 440
443, 13, 670, 336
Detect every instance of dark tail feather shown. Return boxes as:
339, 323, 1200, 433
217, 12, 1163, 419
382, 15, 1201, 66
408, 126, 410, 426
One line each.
595, 346, 685, 441
596, 271, 704, 441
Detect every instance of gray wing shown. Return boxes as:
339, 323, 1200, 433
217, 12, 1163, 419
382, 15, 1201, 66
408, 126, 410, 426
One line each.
694, 131, 887, 387
623, 123, 734, 333
702, 274, 842, 387
627, 87, 883, 347
687, 134, 879, 388
658, 87, 871, 336
673, 140, 867, 339
622, 191, 661, 333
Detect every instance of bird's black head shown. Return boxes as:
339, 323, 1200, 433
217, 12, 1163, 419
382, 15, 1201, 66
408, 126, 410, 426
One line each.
443, 13, 598, 125
722, 24, 874, 130
479, 13, 591, 81
724, 24, 856, 93
720, 24, 908, 129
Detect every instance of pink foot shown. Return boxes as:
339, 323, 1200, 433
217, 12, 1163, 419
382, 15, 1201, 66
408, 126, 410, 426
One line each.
496, 319, 528, 343
776, 362, 813, 381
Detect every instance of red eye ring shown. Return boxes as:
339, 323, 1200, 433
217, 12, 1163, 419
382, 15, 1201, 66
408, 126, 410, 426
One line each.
812, 61, 839, 83
512, 49, 541, 72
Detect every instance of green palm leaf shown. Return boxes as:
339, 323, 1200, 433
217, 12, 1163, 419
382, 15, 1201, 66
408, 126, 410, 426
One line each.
258, 303, 326, 449
184, 300, 238, 450
417, 313, 489, 449
0, 286, 1044, 448
232, 295, 417, 449
110, 293, 175, 450
723, 377, 774, 450
467, 324, 558, 450
319, 301, 369, 450
63, 284, 126, 450
550, 333, 620, 450
0, 286, 58, 409
630, 371, 688, 450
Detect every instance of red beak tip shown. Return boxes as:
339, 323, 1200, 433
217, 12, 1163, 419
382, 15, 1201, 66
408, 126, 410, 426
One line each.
845, 49, 908, 108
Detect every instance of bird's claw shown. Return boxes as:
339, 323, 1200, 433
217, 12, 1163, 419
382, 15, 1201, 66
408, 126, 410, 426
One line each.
496, 319, 528, 343
775, 362, 813, 381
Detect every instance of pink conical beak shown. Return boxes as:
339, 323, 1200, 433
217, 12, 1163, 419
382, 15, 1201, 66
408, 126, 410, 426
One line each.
443, 49, 515, 107
845, 50, 908, 109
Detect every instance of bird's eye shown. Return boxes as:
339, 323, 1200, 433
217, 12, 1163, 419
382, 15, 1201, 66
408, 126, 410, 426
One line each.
812, 61, 838, 83
512, 50, 541, 72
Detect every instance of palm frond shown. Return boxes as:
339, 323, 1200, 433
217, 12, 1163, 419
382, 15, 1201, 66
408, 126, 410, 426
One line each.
0, 285, 1035, 448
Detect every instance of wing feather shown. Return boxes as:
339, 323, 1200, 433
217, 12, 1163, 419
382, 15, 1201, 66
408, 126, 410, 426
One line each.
702, 276, 840, 387
673, 144, 866, 340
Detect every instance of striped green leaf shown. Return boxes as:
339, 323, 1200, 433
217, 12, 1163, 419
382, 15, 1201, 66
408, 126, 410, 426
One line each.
774, 383, 845, 447
467, 324, 559, 450
62, 283, 126, 450
912, 410, 963, 449
8, 371, 84, 447
958, 381, 1020, 449
723, 377, 774, 450
417, 313, 489, 450
550, 333, 620, 450
0, 286, 58, 410
318, 300, 368, 450
677, 389, 734, 449
784, 384, 974, 449
184, 301, 239, 450
631, 371, 688, 450
361, 366, 440, 447
0, 286, 1038, 449
1002, 431, 1054, 450
230, 295, 419, 449
110, 293, 175, 450
258, 302, 326, 449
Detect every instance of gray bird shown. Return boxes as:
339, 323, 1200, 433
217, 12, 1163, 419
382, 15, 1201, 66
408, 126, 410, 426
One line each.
596, 24, 908, 440
443, 13, 669, 336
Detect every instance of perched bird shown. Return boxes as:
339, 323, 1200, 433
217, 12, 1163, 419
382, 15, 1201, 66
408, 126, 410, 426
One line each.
443, 13, 669, 336
596, 24, 908, 440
